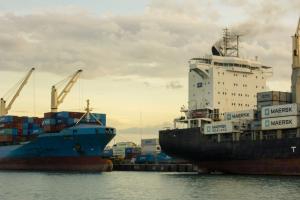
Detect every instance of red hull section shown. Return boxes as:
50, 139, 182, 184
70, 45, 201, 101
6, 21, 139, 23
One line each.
198, 158, 300, 175
0, 157, 113, 172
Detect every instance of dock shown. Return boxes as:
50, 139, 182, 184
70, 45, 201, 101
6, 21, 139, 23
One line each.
113, 164, 198, 172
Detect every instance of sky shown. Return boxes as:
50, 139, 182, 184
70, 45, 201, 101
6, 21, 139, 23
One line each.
0, 0, 299, 144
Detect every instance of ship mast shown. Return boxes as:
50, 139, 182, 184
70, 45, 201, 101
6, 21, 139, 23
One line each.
75, 99, 103, 126
222, 28, 240, 57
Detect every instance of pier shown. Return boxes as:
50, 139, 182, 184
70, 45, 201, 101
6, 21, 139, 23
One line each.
113, 164, 198, 172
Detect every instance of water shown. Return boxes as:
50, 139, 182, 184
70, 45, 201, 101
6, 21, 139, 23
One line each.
0, 171, 300, 200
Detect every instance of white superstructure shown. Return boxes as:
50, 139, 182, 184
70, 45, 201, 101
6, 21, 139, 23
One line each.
188, 55, 272, 117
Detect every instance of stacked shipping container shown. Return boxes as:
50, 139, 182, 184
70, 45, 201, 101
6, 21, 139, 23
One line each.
257, 91, 292, 110
42, 111, 106, 133
0, 115, 43, 143
261, 103, 300, 130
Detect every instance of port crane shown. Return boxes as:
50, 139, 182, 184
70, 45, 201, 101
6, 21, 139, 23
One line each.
0, 68, 35, 116
51, 69, 82, 112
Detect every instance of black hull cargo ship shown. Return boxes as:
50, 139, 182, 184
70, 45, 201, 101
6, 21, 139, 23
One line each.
159, 19, 300, 175
160, 128, 300, 175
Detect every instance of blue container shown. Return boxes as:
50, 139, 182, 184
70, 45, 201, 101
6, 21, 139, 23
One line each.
135, 154, 155, 164
67, 118, 78, 126
0, 128, 18, 136
22, 123, 29, 129
125, 147, 133, 155
32, 124, 40, 129
57, 112, 70, 118
43, 118, 56, 125
28, 117, 34, 123
0, 116, 14, 123
102, 149, 113, 158
156, 152, 172, 163
22, 129, 29, 136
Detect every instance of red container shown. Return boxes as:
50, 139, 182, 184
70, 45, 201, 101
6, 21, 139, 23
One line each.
69, 112, 84, 118
33, 117, 44, 124
0, 135, 13, 143
0, 123, 19, 129
43, 124, 66, 133
44, 112, 57, 118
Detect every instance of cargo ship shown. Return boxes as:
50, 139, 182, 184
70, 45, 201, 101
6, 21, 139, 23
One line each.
0, 69, 116, 172
159, 19, 300, 175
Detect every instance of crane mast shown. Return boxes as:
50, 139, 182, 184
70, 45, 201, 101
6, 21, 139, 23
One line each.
51, 69, 82, 112
0, 68, 35, 116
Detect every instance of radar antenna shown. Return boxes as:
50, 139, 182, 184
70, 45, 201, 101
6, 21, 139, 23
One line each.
212, 28, 242, 57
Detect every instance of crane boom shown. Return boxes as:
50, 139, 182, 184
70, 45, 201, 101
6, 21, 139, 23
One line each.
51, 69, 82, 112
0, 68, 35, 116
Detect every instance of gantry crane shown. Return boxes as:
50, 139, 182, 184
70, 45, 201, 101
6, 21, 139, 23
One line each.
51, 69, 82, 112
0, 68, 35, 116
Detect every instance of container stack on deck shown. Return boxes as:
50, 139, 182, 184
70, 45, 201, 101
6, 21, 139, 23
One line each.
42, 111, 106, 133
257, 91, 292, 110
0, 115, 43, 143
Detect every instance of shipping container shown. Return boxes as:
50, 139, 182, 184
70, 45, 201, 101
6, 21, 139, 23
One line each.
257, 101, 281, 110
135, 154, 156, 164
287, 92, 292, 103
279, 92, 287, 102
261, 103, 300, 118
261, 116, 300, 130
42, 118, 57, 126
56, 111, 70, 118
141, 138, 159, 146
156, 152, 172, 164
257, 91, 280, 102
44, 112, 57, 118
251, 121, 261, 130
112, 142, 137, 158
102, 149, 113, 158
0, 116, 14, 123
0, 135, 13, 143
204, 121, 240, 134
0, 128, 18, 136
224, 110, 255, 121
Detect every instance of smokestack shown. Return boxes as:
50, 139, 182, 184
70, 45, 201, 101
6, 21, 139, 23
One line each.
291, 18, 300, 103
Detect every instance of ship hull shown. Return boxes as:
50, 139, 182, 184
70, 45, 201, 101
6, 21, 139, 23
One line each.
0, 125, 115, 172
159, 128, 300, 175
0, 156, 113, 172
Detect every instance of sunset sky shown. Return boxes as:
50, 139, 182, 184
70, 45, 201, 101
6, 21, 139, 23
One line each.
0, 0, 299, 144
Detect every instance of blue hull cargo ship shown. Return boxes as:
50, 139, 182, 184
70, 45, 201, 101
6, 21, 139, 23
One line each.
0, 69, 116, 172
0, 111, 116, 172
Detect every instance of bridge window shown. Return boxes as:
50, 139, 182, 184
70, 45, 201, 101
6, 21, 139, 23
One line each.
197, 82, 202, 88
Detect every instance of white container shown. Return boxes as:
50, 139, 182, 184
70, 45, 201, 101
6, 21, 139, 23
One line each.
141, 145, 161, 155
112, 142, 137, 158
141, 138, 159, 146
224, 110, 255, 121
204, 121, 239, 134
261, 103, 300, 118
257, 91, 280, 102
261, 116, 300, 130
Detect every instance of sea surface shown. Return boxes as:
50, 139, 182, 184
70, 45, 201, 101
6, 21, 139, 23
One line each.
0, 171, 300, 200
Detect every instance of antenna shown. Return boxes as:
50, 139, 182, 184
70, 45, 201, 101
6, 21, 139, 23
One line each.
222, 28, 241, 57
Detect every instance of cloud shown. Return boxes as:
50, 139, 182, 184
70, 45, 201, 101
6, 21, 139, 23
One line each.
0, 0, 299, 87
166, 81, 183, 89
0, 4, 217, 79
